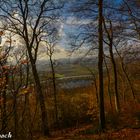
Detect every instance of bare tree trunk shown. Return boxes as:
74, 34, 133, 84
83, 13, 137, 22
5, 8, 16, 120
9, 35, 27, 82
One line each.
110, 56, 120, 112
30, 60, 49, 135
98, 0, 105, 130
49, 56, 59, 128
104, 57, 113, 109
114, 45, 136, 100
103, 19, 120, 112
120, 59, 135, 100
109, 42, 120, 112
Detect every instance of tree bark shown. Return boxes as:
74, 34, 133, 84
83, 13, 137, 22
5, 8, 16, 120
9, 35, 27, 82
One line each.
98, 0, 105, 130
109, 43, 120, 112
104, 57, 113, 109
30, 57, 49, 135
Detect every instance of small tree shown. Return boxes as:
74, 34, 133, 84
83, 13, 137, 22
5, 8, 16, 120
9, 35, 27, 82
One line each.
45, 34, 59, 128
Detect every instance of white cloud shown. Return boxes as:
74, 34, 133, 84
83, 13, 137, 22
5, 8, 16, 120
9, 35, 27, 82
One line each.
66, 16, 92, 25
38, 44, 68, 60
58, 22, 65, 37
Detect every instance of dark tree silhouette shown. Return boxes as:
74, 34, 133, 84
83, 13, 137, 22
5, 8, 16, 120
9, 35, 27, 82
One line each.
98, 0, 105, 130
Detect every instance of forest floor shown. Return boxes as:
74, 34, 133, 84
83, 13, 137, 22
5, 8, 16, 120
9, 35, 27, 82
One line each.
36, 100, 140, 140
37, 124, 140, 140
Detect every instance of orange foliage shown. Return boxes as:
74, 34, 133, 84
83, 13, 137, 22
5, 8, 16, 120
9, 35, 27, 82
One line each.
2, 65, 10, 70
20, 59, 29, 64
0, 97, 4, 104
0, 31, 4, 36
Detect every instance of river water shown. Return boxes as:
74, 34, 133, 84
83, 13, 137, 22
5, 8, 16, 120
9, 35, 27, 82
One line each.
58, 79, 93, 89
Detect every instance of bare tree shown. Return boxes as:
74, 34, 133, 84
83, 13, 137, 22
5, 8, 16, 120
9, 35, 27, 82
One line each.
67, 0, 106, 130
0, 0, 64, 136
45, 33, 59, 128
122, 0, 140, 39
103, 19, 120, 112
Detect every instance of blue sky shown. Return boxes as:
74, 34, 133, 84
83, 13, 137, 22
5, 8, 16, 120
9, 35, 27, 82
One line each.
59, 0, 123, 49
116, 0, 122, 4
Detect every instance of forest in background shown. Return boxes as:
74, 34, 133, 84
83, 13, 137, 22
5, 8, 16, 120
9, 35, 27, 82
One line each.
0, 0, 140, 140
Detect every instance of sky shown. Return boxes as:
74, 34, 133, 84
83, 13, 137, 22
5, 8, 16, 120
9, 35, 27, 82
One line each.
59, 0, 123, 51
0, 0, 124, 61
116, 0, 122, 4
